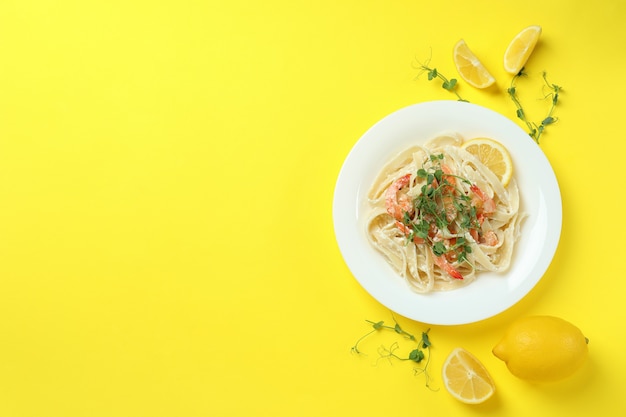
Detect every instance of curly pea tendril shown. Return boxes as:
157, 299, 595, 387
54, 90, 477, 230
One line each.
414, 55, 562, 144
507, 69, 561, 144
351, 314, 437, 389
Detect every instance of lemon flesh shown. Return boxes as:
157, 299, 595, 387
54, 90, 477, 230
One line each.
453, 39, 496, 89
461, 137, 513, 186
442, 348, 495, 404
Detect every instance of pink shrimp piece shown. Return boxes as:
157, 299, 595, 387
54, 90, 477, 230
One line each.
470, 184, 496, 215
432, 249, 463, 280
385, 175, 422, 242
394, 221, 425, 244
441, 164, 456, 187
481, 230, 498, 246
468, 185, 499, 246
469, 228, 480, 242
469, 219, 498, 246
385, 174, 413, 221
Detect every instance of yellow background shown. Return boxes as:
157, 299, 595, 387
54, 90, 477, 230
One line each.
0, 1, 624, 416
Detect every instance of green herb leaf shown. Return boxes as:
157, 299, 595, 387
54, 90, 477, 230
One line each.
434, 169, 443, 183
415, 59, 467, 102
353, 315, 435, 389
432, 241, 446, 256
508, 70, 562, 143
409, 349, 425, 363
421, 330, 432, 348
442, 78, 457, 91
413, 221, 430, 239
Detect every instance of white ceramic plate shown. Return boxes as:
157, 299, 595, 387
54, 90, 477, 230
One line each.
333, 100, 562, 325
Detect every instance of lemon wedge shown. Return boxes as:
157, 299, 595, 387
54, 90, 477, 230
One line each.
453, 39, 496, 89
503, 25, 542, 74
442, 348, 496, 404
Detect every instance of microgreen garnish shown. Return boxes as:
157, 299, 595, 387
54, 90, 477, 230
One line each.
507, 68, 562, 143
409, 157, 476, 265
412, 55, 562, 145
351, 318, 414, 354
352, 315, 436, 389
413, 56, 468, 102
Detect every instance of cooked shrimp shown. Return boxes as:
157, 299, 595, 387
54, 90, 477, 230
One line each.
468, 184, 499, 246
482, 230, 498, 246
441, 164, 456, 189
385, 174, 423, 243
385, 174, 413, 221
469, 227, 498, 246
395, 221, 426, 244
470, 184, 496, 215
432, 249, 463, 280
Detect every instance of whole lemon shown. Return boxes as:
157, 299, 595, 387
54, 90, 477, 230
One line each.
492, 315, 589, 382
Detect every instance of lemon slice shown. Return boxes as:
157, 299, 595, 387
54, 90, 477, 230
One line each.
442, 348, 496, 404
503, 25, 542, 74
453, 39, 496, 89
461, 137, 513, 186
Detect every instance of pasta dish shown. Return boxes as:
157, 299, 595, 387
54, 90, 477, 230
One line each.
365, 134, 524, 293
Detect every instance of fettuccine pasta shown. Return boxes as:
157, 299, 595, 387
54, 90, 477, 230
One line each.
365, 133, 525, 293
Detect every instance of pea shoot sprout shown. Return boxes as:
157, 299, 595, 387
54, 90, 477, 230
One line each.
412, 54, 563, 145
507, 68, 562, 143
413, 56, 468, 102
351, 314, 436, 389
